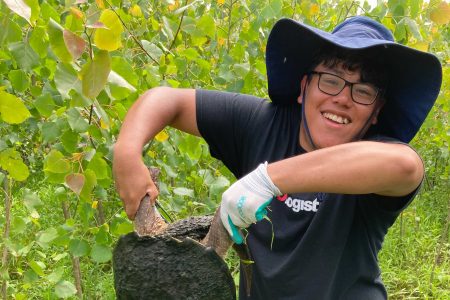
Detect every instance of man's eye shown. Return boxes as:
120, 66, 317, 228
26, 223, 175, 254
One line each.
354, 85, 375, 96
322, 77, 340, 86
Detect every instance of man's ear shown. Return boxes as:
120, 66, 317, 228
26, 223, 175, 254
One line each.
297, 75, 308, 104
371, 100, 386, 125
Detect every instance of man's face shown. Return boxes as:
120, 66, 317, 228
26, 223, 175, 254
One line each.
298, 63, 383, 151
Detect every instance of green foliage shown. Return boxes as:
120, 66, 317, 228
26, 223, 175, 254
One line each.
0, 0, 448, 298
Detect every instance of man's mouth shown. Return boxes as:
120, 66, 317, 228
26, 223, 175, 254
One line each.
322, 112, 350, 124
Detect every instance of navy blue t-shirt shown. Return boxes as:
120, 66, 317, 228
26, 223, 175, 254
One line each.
195, 89, 419, 300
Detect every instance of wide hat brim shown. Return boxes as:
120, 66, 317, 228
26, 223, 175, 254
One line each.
266, 17, 442, 143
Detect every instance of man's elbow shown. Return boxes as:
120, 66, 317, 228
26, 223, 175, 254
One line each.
394, 150, 424, 194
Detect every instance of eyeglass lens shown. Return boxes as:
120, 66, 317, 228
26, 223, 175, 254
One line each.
318, 73, 378, 105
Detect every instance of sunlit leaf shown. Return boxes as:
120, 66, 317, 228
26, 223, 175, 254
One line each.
93, 9, 124, 51
430, 2, 450, 25
3, 0, 32, 25
81, 50, 111, 98
80, 169, 97, 201
70, 6, 84, 19
0, 90, 31, 124
108, 71, 136, 92
129, 4, 143, 17
54, 63, 82, 99
65, 173, 85, 195
173, 187, 194, 198
0, 148, 29, 181
29, 261, 46, 276
63, 29, 86, 60
155, 130, 169, 142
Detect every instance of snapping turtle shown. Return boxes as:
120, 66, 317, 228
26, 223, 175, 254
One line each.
113, 169, 251, 299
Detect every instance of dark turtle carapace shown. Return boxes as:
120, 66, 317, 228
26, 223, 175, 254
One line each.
113, 168, 249, 300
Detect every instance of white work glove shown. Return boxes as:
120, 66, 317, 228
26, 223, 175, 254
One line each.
220, 162, 282, 244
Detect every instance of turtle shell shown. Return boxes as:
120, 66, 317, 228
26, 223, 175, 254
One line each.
113, 216, 236, 300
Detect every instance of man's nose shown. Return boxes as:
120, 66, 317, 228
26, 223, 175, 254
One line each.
332, 85, 353, 107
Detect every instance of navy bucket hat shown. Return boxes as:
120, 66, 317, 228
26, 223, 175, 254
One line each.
266, 16, 442, 143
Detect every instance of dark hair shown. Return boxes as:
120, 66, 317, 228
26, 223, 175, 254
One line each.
309, 44, 390, 96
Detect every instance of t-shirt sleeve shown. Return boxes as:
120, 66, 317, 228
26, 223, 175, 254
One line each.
195, 89, 266, 177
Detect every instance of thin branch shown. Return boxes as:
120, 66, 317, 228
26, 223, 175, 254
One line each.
168, 0, 189, 52
1, 172, 10, 300
103, 0, 159, 65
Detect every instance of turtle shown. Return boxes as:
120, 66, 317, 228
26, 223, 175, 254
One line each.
113, 168, 252, 299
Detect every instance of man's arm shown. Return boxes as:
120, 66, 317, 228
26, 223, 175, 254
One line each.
113, 87, 198, 219
267, 141, 424, 197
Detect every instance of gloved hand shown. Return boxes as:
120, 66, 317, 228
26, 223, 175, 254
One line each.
220, 162, 282, 244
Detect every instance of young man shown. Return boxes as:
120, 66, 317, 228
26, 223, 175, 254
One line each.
113, 16, 442, 299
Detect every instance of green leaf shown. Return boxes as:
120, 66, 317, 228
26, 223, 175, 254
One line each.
114, 221, 133, 235
37, 227, 59, 247
29, 26, 48, 57
11, 216, 27, 233
108, 71, 136, 92
173, 187, 194, 198
7, 42, 40, 71
0, 148, 29, 181
41, 1, 60, 22
47, 267, 64, 283
54, 63, 81, 99
111, 56, 139, 86
80, 169, 97, 201
141, 40, 163, 62
44, 149, 70, 174
41, 121, 61, 143
55, 281, 77, 298
87, 154, 108, 180
23, 188, 43, 217
67, 108, 89, 133
197, 14, 216, 38
261, 0, 282, 19
0, 17, 22, 44
90, 243, 112, 263
34, 93, 56, 117
61, 129, 79, 153
81, 50, 111, 98
3, 0, 32, 25
8, 69, 30, 92
29, 261, 46, 276
69, 239, 90, 257
0, 90, 31, 124
48, 18, 72, 62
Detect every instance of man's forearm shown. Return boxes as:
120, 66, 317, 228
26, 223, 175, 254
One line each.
267, 141, 424, 197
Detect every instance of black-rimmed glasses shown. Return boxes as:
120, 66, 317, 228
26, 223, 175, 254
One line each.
310, 71, 381, 105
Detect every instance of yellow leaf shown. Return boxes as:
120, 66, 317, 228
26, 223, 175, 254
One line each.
147, 150, 156, 158
409, 41, 429, 52
218, 38, 225, 46
129, 4, 142, 17
93, 9, 124, 51
155, 131, 169, 142
430, 2, 450, 25
92, 200, 98, 209
218, 0, 225, 5
168, 0, 179, 11
96, 0, 105, 9
72, 152, 83, 161
70, 7, 84, 19
310, 4, 319, 15
100, 118, 109, 129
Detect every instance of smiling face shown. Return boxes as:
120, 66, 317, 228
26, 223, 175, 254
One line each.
298, 63, 384, 151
